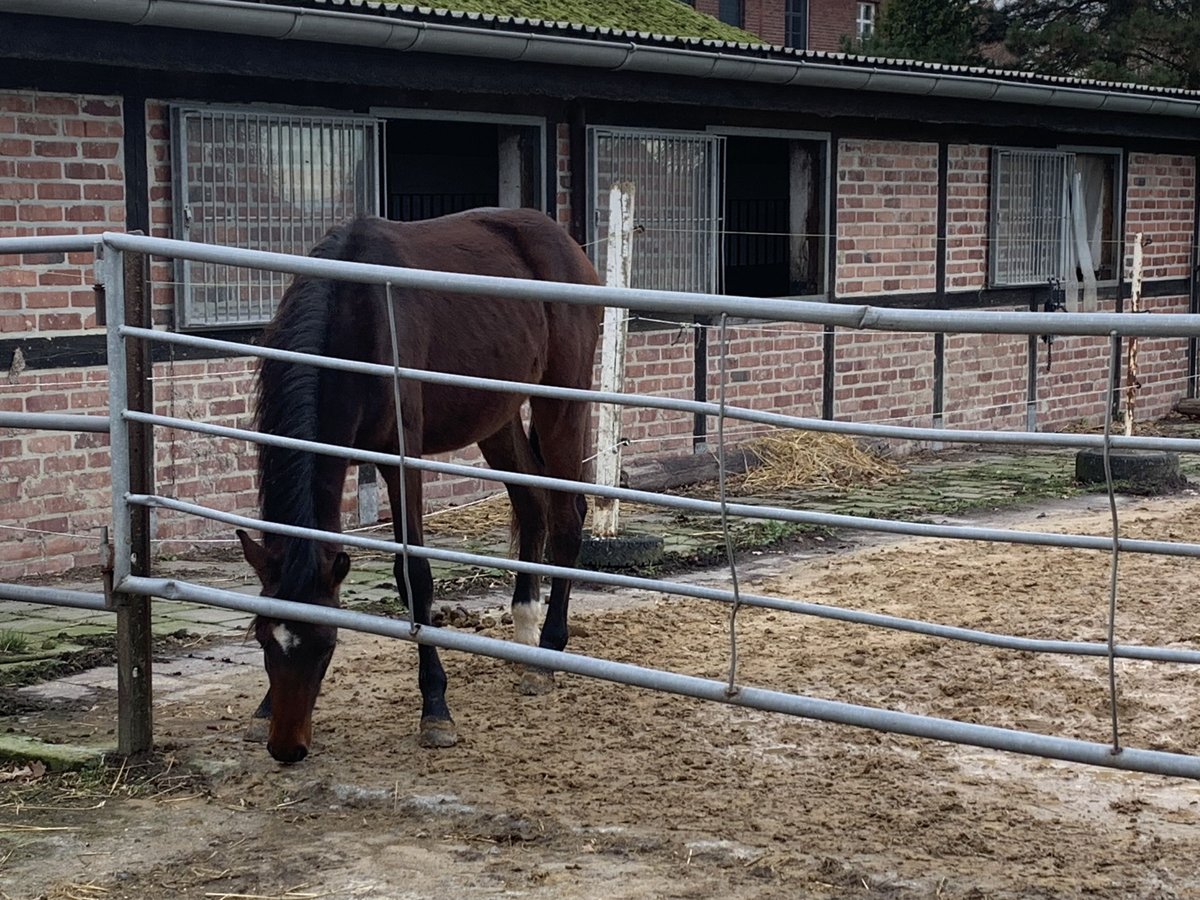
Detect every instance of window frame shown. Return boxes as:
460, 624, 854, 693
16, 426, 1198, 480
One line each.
856, 2, 877, 40
370, 107, 548, 215
707, 124, 832, 302
785, 0, 809, 49
587, 125, 725, 296
170, 103, 382, 331
718, 0, 744, 28
1059, 145, 1124, 286
987, 146, 1124, 289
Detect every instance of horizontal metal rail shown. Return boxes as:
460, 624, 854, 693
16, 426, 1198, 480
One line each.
125, 492, 1200, 665
124, 411, 1200, 560
103, 231, 1200, 338
0, 583, 109, 611
127, 326, 1200, 454
120, 574, 1200, 779
0, 412, 111, 433
0, 234, 103, 256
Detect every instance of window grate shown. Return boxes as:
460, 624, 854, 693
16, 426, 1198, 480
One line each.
172, 106, 380, 329
990, 148, 1073, 287
588, 128, 724, 295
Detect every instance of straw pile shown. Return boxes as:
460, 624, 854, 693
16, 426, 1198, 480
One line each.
421, 493, 663, 537
736, 430, 905, 492
422, 493, 512, 537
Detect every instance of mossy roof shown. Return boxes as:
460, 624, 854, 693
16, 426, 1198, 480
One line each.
283, 0, 764, 44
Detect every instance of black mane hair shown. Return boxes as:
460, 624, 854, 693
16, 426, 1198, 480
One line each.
254, 222, 353, 602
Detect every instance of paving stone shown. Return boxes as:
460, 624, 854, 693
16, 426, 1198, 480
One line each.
0, 734, 107, 771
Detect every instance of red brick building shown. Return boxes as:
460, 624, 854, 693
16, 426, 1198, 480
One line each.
0, 0, 1197, 579
693, 0, 887, 51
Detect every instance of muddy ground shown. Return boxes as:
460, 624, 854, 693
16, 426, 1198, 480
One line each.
5, 495, 1200, 898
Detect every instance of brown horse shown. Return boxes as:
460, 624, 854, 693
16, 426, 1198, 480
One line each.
236, 209, 602, 763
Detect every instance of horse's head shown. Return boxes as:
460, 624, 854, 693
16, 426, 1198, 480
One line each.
236, 529, 350, 763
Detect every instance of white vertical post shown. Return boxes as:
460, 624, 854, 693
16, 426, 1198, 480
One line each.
1124, 232, 1144, 438
592, 183, 635, 539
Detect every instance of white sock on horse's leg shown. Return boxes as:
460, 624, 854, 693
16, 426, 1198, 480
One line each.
512, 599, 543, 646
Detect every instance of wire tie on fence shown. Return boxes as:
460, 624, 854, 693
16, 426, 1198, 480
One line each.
1102, 330, 1123, 756
385, 282, 418, 636
716, 312, 743, 698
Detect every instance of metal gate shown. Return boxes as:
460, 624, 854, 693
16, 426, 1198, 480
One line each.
6, 231, 1200, 779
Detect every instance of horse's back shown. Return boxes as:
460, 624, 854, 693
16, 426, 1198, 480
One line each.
348, 208, 600, 289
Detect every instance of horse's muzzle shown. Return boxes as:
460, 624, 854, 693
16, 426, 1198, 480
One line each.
268, 741, 309, 764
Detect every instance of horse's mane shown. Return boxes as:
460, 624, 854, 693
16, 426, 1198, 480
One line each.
254, 222, 354, 601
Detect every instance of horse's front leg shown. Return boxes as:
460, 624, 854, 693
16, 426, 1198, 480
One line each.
383, 464, 457, 748
399, 554, 457, 748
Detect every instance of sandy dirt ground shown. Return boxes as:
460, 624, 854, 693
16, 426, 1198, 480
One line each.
6, 496, 1200, 898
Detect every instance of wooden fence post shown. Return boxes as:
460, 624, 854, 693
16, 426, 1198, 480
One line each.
115, 247, 154, 756
592, 183, 635, 539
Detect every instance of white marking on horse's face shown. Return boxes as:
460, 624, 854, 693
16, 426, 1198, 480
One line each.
512, 601, 543, 646
272, 623, 300, 655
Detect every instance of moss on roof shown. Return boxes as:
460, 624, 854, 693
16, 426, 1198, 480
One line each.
447, 1, 758, 42
377, 1, 762, 43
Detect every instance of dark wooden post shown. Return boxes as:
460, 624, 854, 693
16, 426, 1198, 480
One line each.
115, 247, 154, 756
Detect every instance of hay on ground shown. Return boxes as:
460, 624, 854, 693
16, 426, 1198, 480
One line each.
736, 430, 905, 492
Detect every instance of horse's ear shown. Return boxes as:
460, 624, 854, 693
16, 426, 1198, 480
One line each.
331, 551, 351, 586
237, 529, 271, 582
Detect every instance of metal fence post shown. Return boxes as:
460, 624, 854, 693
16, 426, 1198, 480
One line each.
104, 243, 154, 755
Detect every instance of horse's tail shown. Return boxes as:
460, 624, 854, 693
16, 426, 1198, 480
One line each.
255, 222, 354, 601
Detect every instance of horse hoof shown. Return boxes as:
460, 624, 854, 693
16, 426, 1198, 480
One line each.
243, 718, 269, 744
418, 717, 458, 749
519, 667, 556, 696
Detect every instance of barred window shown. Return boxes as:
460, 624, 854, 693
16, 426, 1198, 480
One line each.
588, 127, 724, 295
989, 148, 1073, 287
171, 106, 380, 329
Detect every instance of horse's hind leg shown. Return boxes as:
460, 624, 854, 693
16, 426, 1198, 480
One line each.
478, 420, 548, 649
522, 396, 591, 693
378, 462, 457, 748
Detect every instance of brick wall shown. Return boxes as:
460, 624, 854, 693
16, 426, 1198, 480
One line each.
809, 0, 867, 51
744, 0, 786, 45
0, 367, 113, 577
1, 90, 125, 577
1120, 154, 1195, 423
705, 322, 826, 445
946, 145, 989, 292
3, 92, 1198, 580
833, 330, 935, 431
0, 91, 124, 331
1125, 154, 1195, 281
836, 139, 939, 297
944, 327, 1028, 432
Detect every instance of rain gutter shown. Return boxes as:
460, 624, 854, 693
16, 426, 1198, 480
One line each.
2, 0, 1199, 119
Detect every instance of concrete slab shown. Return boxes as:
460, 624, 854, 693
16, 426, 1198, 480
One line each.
0, 734, 107, 770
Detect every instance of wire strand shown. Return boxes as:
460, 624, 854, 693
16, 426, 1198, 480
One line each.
1102, 331, 1123, 755
385, 282, 417, 634
717, 313, 743, 698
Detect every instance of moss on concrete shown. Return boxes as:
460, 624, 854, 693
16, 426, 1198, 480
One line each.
0, 734, 107, 772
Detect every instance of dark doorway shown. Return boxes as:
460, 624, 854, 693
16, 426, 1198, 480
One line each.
723, 135, 825, 298
385, 119, 543, 222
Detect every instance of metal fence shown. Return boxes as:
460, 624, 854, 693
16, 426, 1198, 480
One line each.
5, 230, 1200, 778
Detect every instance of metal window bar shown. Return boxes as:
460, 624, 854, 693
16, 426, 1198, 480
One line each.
589, 128, 724, 294
990, 148, 1073, 286
171, 106, 379, 329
